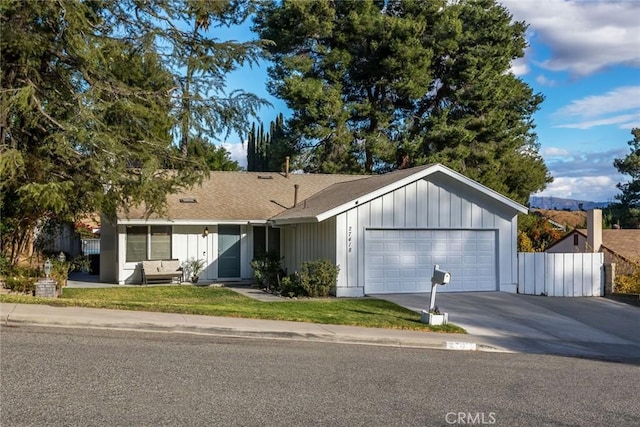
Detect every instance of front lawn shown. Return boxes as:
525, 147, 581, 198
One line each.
0, 286, 464, 333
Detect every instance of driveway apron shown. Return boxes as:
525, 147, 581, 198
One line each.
376, 292, 640, 362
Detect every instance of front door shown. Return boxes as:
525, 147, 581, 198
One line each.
218, 225, 241, 278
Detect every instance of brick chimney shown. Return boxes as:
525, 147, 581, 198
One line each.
587, 209, 602, 253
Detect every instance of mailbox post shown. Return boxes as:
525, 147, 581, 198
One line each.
429, 264, 450, 311
421, 265, 451, 325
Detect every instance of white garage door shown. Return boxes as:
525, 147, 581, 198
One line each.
365, 229, 496, 294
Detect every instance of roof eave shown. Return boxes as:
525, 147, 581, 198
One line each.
315, 163, 528, 221
117, 219, 270, 226
434, 164, 528, 214
270, 216, 320, 225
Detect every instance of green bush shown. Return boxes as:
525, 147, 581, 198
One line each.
281, 273, 306, 298
250, 251, 282, 291
299, 259, 339, 297
3, 265, 39, 294
0, 254, 10, 276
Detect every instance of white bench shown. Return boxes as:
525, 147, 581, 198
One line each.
141, 259, 182, 284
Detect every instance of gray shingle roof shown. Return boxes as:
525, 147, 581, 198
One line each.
602, 229, 640, 263
119, 163, 527, 224
120, 171, 365, 222
271, 165, 435, 222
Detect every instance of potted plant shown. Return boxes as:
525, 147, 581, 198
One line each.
182, 258, 205, 283
421, 306, 449, 326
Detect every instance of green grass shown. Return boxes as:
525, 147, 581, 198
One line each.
0, 286, 465, 333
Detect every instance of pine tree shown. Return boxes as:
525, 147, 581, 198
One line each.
246, 113, 293, 172
254, 0, 551, 202
0, 0, 266, 264
611, 128, 640, 227
247, 122, 257, 171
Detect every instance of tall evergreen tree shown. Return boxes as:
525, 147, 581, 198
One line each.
246, 113, 293, 172
0, 0, 265, 263
611, 128, 640, 228
254, 0, 551, 202
185, 138, 240, 171
247, 122, 257, 171
267, 113, 293, 171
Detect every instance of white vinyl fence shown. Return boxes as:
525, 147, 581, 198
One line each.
518, 252, 604, 297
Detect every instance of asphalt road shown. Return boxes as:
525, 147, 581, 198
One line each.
1, 326, 639, 427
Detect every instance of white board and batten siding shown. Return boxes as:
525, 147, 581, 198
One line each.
518, 252, 604, 297
115, 224, 254, 284
326, 173, 519, 296
280, 218, 337, 277
172, 225, 254, 281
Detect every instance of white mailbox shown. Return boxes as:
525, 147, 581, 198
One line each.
425, 264, 452, 324
431, 266, 451, 285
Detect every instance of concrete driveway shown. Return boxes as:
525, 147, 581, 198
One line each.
376, 292, 640, 362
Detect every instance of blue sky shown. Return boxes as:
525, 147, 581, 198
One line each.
218, 0, 640, 203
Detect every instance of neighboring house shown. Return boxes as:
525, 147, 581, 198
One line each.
100, 163, 528, 296
546, 210, 640, 274
37, 222, 81, 258
38, 214, 101, 260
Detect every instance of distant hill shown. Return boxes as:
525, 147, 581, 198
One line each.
529, 196, 610, 211
534, 209, 587, 230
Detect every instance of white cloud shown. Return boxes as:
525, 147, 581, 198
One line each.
542, 147, 571, 157
539, 146, 628, 201
221, 142, 248, 168
500, 0, 640, 76
620, 120, 640, 130
537, 175, 619, 202
553, 86, 640, 119
535, 74, 558, 87
510, 57, 529, 76
554, 112, 640, 130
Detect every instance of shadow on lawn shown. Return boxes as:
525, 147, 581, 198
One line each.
346, 308, 424, 324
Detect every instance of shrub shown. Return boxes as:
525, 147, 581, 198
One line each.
615, 270, 640, 294
2, 265, 39, 294
4, 276, 36, 294
50, 256, 90, 288
0, 254, 9, 277
250, 251, 282, 291
281, 273, 306, 298
299, 259, 339, 297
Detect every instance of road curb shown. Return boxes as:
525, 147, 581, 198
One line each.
2, 311, 509, 353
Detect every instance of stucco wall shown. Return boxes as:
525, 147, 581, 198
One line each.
546, 232, 585, 253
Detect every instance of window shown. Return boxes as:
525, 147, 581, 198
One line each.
126, 225, 172, 262
268, 227, 280, 256
252, 226, 280, 258
253, 226, 266, 255
126, 226, 147, 262
573, 233, 579, 246
150, 226, 171, 260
